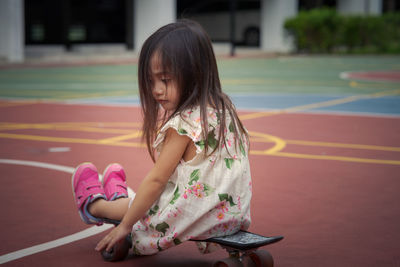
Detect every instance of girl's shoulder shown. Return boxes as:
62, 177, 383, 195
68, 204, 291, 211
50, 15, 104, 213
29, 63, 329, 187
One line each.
184, 105, 220, 118
171, 105, 220, 128
153, 106, 201, 149
153, 106, 219, 151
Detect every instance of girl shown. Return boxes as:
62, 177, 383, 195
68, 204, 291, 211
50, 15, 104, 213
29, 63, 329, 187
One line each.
72, 19, 252, 255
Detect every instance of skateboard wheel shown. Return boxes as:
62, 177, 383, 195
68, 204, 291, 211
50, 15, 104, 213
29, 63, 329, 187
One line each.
248, 250, 274, 267
101, 237, 130, 262
241, 255, 257, 267
213, 257, 243, 267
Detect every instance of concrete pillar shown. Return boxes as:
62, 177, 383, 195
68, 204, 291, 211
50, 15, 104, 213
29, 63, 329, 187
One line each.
0, 0, 24, 62
337, 0, 382, 15
260, 0, 297, 53
134, 0, 176, 52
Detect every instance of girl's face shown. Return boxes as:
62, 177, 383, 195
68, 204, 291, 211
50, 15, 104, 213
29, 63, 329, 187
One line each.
150, 53, 180, 112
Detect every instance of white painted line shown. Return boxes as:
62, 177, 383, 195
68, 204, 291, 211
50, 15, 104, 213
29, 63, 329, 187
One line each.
0, 159, 134, 264
0, 224, 113, 264
48, 147, 71, 153
339, 71, 350, 80
0, 159, 75, 174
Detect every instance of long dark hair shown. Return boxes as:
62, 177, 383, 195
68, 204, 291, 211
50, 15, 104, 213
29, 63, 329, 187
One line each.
138, 19, 248, 161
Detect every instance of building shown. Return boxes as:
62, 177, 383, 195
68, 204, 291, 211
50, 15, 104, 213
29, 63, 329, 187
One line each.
1, 0, 396, 63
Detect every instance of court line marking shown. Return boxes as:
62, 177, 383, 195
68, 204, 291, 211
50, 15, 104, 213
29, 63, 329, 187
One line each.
248, 133, 400, 166
250, 138, 400, 152
0, 132, 144, 148
98, 132, 141, 144
0, 159, 135, 264
247, 131, 286, 154
0, 122, 141, 134
270, 152, 400, 165
0, 123, 399, 165
0, 224, 113, 264
0, 101, 36, 108
239, 89, 400, 121
0, 159, 111, 264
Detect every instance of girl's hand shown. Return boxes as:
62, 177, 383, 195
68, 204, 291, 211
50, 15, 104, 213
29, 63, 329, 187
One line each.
95, 223, 131, 252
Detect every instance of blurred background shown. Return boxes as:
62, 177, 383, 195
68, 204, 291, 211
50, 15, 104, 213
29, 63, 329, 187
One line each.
1, 0, 399, 63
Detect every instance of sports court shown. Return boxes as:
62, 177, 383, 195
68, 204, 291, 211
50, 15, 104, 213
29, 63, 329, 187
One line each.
0, 54, 399, 266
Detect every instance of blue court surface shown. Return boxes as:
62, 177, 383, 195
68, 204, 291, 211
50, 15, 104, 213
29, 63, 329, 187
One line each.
66, 93, 400, 117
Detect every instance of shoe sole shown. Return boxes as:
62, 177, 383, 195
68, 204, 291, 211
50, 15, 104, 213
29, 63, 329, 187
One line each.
71, 162, 97, 223
71, 162, 94, 202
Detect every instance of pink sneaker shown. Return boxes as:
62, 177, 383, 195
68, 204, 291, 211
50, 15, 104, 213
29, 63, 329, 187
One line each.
102, 163, 128, 201
72, 162, 106, 225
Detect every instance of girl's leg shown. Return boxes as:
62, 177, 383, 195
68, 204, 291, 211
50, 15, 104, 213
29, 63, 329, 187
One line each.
89, 198, 130, 221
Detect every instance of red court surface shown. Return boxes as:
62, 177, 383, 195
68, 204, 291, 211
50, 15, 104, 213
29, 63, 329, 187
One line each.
1, 101, 400, 266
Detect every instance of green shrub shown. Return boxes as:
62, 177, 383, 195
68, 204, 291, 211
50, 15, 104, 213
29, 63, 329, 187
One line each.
284, 9, 400, 54
381, 13, 400, 53
284, 8, 340, 53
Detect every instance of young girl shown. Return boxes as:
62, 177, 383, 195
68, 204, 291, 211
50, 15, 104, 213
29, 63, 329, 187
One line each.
72, 19, 252, 255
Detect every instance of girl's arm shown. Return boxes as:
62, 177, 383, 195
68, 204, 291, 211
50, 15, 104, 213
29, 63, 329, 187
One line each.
96, 128, 191, 252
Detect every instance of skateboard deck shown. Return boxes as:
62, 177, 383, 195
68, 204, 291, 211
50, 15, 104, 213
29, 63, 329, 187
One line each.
200, 230, 283, 251
195, 231, 283, 266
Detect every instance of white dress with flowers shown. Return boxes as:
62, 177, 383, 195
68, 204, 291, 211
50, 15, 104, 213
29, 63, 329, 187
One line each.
130, 106, 252, 255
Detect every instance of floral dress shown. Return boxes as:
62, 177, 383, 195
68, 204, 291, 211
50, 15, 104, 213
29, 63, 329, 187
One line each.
130, 106, 252, 255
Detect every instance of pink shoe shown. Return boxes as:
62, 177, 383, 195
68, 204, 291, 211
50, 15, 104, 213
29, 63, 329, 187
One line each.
72, 162, 106, 225
102, 163, 128, 201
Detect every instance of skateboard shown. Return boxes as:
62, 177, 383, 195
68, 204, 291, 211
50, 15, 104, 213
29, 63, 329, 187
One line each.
197, 231, 284, 266
100, 220, 284, 266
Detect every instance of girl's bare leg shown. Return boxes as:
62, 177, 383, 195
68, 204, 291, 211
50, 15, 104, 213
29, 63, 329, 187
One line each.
88, 198, 130, 221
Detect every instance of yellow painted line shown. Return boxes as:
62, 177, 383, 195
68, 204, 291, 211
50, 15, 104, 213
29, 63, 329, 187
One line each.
52, 122, 141, 127
0, 133, 144, 148
0, 124, 129, 134
0, 123, 35, 131
284, 95, 363, 112
1, 124, 398, 165
368, 88, 400, 98
1, 131, 398, 165
240, 89, 400, 121
0, 132, 102, 145
247, 130, 400, 165
98, 132, 142, 144
250, 137, 400, 152
222, 78, 350, 87
239, 111, 280, 120
255, 151, 400, 166
53, 126, 137, 134
240, 95, 366, 120
248, 131, 286, 154
0, 122, 141, 134
286, 139, 400, 152
0, 101, 36, 107
349, 81, 400, 90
